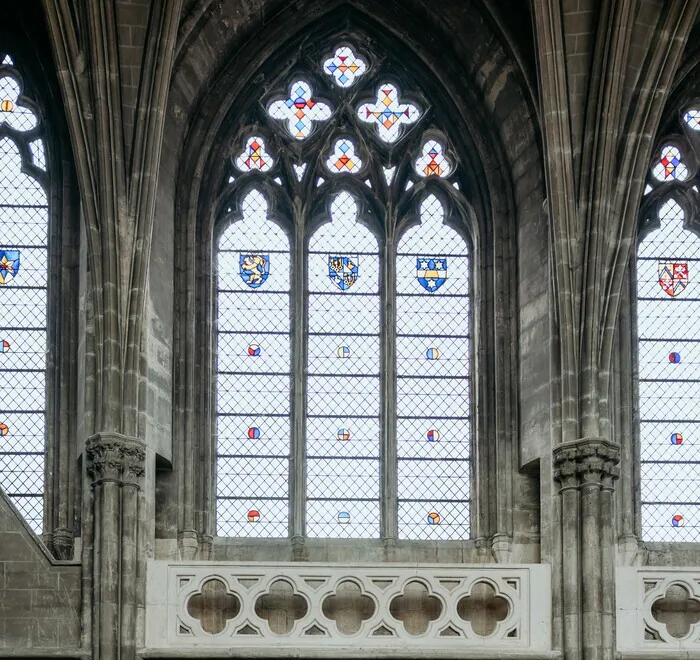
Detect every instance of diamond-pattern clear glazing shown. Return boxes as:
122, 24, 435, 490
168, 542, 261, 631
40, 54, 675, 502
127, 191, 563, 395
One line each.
396, 194, 470, 540
638, 199, 700, 541
307, 192, 380, 538
216, 190, 291, 537
0, 132, 47, 535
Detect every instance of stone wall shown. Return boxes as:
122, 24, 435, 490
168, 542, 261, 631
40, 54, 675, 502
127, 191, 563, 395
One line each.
0, 490, 81, 652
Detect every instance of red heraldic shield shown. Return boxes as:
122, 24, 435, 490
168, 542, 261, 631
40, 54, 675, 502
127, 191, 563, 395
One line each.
658, 262, 689, 297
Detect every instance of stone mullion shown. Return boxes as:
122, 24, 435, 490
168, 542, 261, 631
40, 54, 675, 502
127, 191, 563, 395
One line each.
600, 468, 616, 660
381, 228, 398, 545
290, 206, 307, 554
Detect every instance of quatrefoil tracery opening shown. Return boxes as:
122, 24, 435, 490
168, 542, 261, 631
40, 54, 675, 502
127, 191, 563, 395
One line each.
389, 581, 442, 636
651, 583, 700, 639
186, 578, 241, 635
322, 581, 376, 635
254, 579, 309, 634
456, 581, 510, 637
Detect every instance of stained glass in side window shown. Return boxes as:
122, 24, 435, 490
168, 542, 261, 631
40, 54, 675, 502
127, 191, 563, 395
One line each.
216, 190, 291, 537
0, 76, 38, 133
307, 192, 380, 538
396, 194, 470, 540
326, 139, 363, 174
638, 199, 700, 542
0, 137, 47, 534
234, 137, 274, 172
684, 109, 700, 131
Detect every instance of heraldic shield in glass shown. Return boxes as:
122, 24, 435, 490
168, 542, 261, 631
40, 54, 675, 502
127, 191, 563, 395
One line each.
416, 256, 447, 292
239, 253, 270, 288
0, 249, 21, 285
657, 261, 688, 297
328, 255, 359, 290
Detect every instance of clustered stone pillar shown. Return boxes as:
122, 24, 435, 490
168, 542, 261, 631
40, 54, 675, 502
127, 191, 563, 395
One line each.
553, 438, 620, 660
86, 433, 146, 660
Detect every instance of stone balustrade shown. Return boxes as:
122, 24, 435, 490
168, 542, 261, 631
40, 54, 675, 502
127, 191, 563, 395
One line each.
145, 561, 552, 655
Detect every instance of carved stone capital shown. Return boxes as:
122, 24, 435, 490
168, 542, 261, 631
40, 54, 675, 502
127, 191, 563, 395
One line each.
553, 437, 620, 492
85, 432, 146, 487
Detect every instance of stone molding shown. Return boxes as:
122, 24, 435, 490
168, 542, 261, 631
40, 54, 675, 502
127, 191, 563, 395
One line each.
85, 432, 146, 486
553, 437, 620, 492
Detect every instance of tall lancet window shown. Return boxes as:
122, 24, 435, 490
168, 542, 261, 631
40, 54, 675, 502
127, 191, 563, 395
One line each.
0, 55, 48, 533
307, 192, 380, 538
638, 198, 700, 542
216, 190, 291, 537
396, 194, 470, 540
211, 42, 476, 540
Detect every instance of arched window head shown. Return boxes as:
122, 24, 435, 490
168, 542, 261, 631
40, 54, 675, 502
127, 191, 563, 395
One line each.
214, 39, 474, 541
638, 199, 700, 541
0, 55, 48, 533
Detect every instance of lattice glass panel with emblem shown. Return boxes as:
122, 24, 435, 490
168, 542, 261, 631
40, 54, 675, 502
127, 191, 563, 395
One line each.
0, 62, 47, 534
306, 192, 380, 538
216, 190, 291, 537
396, 195, 470, 540
638, 199, 700, 542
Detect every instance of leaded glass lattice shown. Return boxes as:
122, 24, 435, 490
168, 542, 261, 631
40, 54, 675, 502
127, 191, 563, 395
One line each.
0, 63, 47, 534
216, 190, 291, 537
638, 199, 700, 542
214, 40, 474, 541
396, 195, 470, 540
307, 192, 380, 538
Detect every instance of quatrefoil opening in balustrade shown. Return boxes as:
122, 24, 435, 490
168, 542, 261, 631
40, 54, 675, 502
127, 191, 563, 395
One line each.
456, 581, 510, 637
186, 578, 241, 635
254, 579, 308, 634
389, 581, 443, 635
321, 581, 376, 634
651, 583, 700, 639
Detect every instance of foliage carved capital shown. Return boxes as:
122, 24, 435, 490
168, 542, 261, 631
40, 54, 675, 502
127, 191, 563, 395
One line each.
553, 437, 620, 492
85, 432, 146, 486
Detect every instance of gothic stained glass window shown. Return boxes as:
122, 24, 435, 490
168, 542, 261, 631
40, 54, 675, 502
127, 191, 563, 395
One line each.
0, 61, 47, 533
638, 199, 700, 542
306, 192, 380, 538
216, 190, 291, 537
396, 195, 470, 540
213, 41, 474, 540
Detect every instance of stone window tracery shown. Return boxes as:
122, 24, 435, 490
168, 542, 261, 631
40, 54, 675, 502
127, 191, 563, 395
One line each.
213, 42, 474, 541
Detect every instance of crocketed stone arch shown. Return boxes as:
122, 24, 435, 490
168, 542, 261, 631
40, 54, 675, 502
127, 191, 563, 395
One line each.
169, 1, 543, 559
